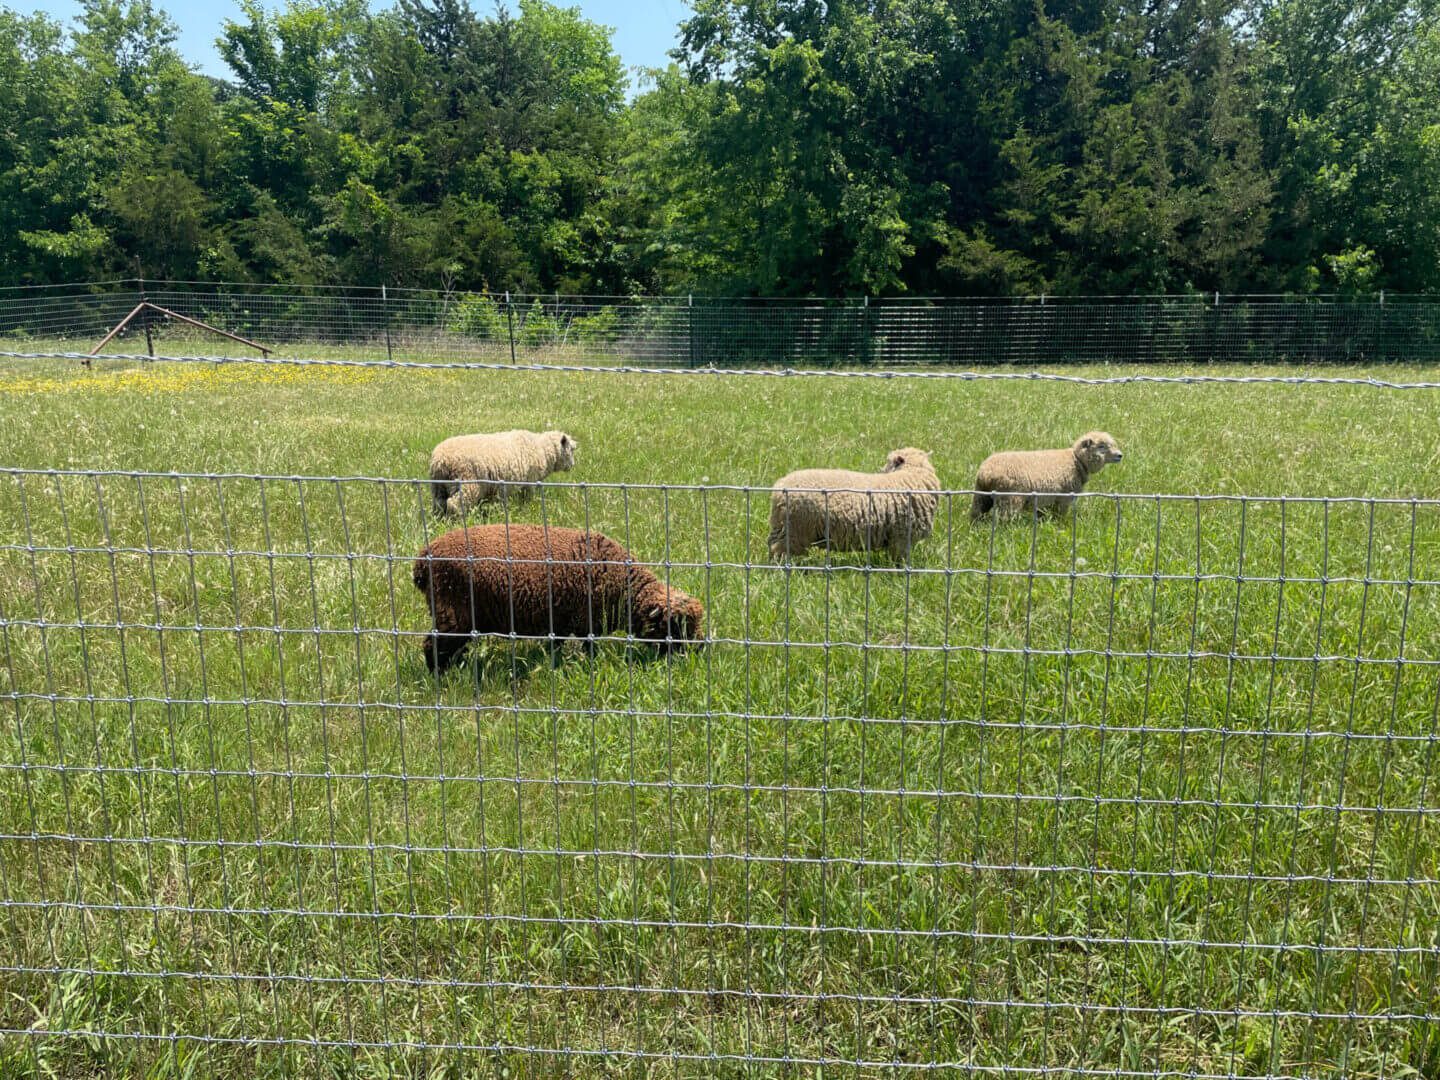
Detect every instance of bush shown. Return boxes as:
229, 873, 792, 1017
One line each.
447, 293, 507, 340
570, 306, 621, 346
517, 299, 562, 347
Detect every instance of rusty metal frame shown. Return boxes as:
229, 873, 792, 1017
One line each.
87, 301, 271, 367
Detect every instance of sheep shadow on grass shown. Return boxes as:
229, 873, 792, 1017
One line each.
420, 632, 698, 690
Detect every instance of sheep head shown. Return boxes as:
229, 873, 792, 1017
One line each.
548, 431, 578, 472
1073, 432, 1123, 475
635, 581, 705, 655
882, 448, 933, 473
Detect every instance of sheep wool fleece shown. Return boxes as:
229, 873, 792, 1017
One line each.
413, 524, 704, 671
970, 431, 1123, 520
429, 429, 576, 516
768, 448, 941, 560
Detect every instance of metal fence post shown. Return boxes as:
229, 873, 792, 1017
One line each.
861, 293, 869, 366
1038, 293, 1048, 367
136, 259, 154, 359
1379, 289, 1387, 361
382, 283, 394, 364
688, 294, 695, 368
506, 290, 517, 365
1147, 294, 1162, 363
1209, 290, 1221, 362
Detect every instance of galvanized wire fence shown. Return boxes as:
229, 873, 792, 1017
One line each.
5, 279, 1440, 365
1, 467, 1437, 1075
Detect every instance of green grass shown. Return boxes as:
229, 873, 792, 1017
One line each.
1, 354, 1439, 1078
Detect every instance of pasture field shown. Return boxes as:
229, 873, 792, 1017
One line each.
1, 355, 1439, 1078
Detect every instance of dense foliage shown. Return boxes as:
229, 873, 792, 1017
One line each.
1, 0, 1436, 294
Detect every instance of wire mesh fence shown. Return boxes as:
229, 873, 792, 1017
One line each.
2, 466, 1437, 1075
4, 279, 1440, 365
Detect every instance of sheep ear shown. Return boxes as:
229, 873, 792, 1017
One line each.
1079, 438, 1093, 449
560, 434, 571, 448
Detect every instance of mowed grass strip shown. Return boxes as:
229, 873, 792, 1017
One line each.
1, 357, 1439, 1078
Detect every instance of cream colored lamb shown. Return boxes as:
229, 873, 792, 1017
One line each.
970, 431, 1123, 522
429, 429, 577, 516
768, 448, 941, 561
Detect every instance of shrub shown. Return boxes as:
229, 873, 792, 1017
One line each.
570, 306, 621, 346
518, 299, 562, 347
447, 293, 507, 340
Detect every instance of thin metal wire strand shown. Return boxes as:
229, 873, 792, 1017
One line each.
0, 1025, 1414, 1079
11, 348, 1440, 386
0, 963, 1434, 1023
1, 831, 1432, 884
9, 622, 1440, 672
11, 466, 1440, 523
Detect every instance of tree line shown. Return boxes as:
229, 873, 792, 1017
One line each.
1, 0, 1436, 295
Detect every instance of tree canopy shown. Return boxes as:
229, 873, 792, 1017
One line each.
1, 0, 1435, 293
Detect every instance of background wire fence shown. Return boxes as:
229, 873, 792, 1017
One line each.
5, 279, 1440, 365
1, 467, 1437, 1075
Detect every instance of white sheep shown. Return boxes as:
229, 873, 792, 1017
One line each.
429, 429, 577, 516
970, 431, 1123, 522
768, 448, 941, 561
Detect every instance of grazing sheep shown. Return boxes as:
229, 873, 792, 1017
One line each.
412, 524, 704, 673
970, 431, 1123, 522
767, 448, 941, 561
429, 429, 577, 517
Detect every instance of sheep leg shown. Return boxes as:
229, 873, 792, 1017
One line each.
424, 631, 471, 674
448, 480, 488, 516
431, 480, 454, 517
969, 492, 994, 522
449, 480, 493, 516
993, 494, 1030, 522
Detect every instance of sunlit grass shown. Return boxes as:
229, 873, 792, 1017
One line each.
1, 354, 1438, 1078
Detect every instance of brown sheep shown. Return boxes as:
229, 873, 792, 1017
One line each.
970, 431, 1124, 522
412, 525, 704, 672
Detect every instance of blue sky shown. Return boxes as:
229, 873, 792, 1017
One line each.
22, 0, 688, 82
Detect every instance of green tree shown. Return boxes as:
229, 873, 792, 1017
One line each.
0, 11, 93, 281
1248, 0, 1440, 289
0, 0, 1433, 293
108, 164, 214, 276
675, 0, 961, 294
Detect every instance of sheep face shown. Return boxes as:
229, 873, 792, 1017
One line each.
637, 587, 705, 655
883, 447, 932, 473
1073, 432, 1123, 474
550, 432, 578, 472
